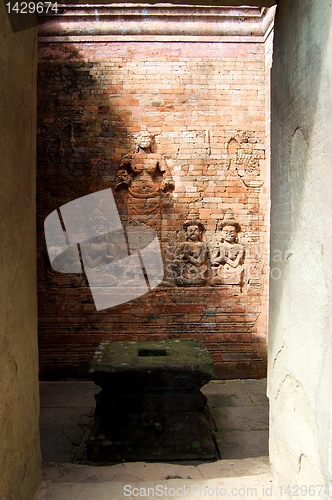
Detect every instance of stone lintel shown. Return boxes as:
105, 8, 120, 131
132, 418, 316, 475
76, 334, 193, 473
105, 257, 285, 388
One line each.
38, 4, 276, 41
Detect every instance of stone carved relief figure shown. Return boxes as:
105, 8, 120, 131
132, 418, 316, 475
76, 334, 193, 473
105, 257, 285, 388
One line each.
100, 119, 113, 139
46, 237, 84, 288
172, 219, 208, 286
51, 245, 82, 274
115, 129, 174, 216
80, 209, 119, 286
210, 210, 245, 286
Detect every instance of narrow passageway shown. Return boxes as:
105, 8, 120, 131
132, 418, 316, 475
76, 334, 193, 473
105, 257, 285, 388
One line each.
5, 1, 332, 499
36, 3, 272, 495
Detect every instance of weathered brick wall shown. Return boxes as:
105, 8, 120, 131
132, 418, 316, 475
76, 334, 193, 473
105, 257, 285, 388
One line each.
37, 13, 271, 379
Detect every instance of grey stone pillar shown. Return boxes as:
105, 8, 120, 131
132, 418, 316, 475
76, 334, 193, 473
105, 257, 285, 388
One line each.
269, 0, 332, 492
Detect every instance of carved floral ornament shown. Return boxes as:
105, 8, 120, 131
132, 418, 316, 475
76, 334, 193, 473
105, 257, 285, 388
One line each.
224, 132, 265, 188
37, 107, 83, 179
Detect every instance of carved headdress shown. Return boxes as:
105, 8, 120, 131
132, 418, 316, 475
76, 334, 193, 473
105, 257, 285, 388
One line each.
134, 128, 154, 151
183, 218, 205, 232
218, 210, 241, 233
87, 207, 109, 236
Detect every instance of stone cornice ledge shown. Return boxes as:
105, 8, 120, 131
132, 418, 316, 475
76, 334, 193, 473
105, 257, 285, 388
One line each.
38, 4, 276, 42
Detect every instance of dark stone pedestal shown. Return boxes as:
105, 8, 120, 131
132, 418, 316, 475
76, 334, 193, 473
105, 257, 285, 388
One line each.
87, 338, 217, 462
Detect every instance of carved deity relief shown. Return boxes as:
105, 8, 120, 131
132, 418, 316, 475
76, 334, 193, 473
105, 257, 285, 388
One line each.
115, 129, 174, 222
100, 119, 113, 139
171, 219, 208, 286
46, 231, 84, 288
210, 210, 245, 286
80, 208, 119, 287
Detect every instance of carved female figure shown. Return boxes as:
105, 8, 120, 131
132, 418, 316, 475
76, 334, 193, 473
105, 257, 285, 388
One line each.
80, 214, 119, 286
210, 210, 245, 286
172, 219, 208, 286
115, 129, 174, 216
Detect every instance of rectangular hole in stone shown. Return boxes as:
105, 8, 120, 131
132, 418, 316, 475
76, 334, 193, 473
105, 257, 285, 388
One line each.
138, 348, 168, 357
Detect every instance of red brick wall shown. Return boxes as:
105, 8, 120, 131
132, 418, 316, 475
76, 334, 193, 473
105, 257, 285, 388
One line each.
37, 37, 269, 379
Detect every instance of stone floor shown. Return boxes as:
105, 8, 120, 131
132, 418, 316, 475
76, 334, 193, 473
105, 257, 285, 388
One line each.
36, 378, 271, 499
39, 378, 269, 464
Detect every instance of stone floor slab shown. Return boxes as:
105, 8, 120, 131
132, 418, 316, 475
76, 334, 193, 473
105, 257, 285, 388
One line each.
212, 405, 269, 431
215, 430, 269, 459
240, 379, 269, 406
39, 407, 93, 430
39, 381, 97, 408
39, 430, 80, 463
202, 380, 261, 406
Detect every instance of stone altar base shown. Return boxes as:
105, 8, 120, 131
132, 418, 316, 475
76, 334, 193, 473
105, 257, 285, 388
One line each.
87, 339, 217, 462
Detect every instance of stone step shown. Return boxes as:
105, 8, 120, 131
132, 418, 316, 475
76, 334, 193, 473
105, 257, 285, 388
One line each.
34, 457, 272, 500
